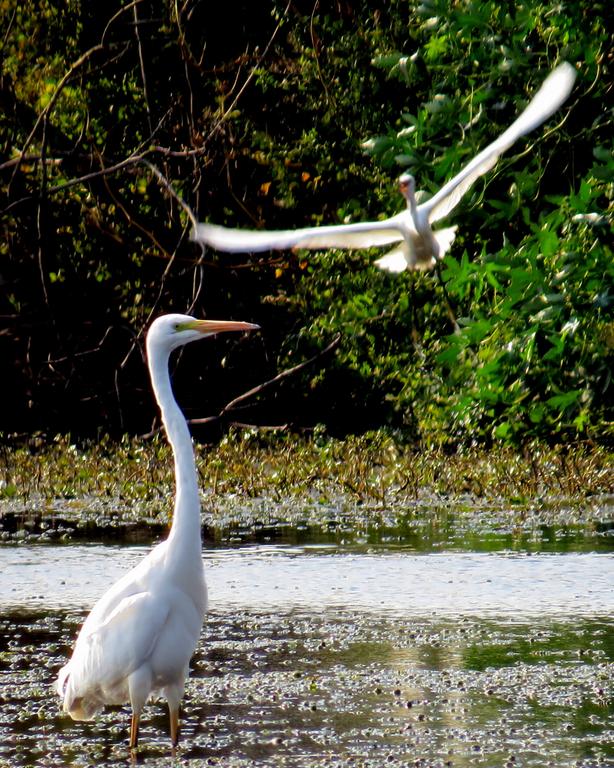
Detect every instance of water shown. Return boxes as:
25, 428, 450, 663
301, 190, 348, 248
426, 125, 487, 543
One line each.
1, 544, 613, 617
0, 543, 612, 767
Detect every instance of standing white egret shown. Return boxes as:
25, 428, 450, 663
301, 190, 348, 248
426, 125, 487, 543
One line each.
192, 62, 576, 271
56, 314, 258, 751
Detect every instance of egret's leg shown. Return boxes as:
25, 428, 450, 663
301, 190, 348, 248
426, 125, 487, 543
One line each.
434, 263, 459, 333
409, 273, 420, 345
128, 667, 151, 751
129, 713, 140, 750
169, 705, 180, 750
164, 682, 184, 749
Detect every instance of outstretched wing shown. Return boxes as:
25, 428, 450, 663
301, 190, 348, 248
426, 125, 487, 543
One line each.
423, 62, 576, 224
192, 217, 405, 253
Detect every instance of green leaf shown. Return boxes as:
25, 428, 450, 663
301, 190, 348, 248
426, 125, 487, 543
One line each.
546, 390, 582, 409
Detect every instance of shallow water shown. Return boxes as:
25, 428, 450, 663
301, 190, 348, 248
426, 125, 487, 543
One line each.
1, 544, 613, 617
0, 543, 612, 767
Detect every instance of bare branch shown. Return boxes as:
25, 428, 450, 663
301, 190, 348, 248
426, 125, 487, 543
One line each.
132, 0, 153, 134
189, 334, 342, 427
0, 154, 65, 172
101, 0, 144, 46
45, 153, 144, 193
141, 159, 198, 230
42, 326, 115, 365
9, 44, 104, 188
9, 0, 144, 188
309, 0, 335, 108
225, 422, 311, 432
15, 150, 199, 233
202, 0, 292, 146
173, 0, 206, 71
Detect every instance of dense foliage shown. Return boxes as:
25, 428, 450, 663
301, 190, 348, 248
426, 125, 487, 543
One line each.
1, 0, 612, 445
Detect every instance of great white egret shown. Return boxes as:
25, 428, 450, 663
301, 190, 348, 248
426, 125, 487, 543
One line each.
56, 314, 259, 751
192, 62, 576, 271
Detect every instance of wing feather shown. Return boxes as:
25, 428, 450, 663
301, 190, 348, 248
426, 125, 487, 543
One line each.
61, 591, 171, 718
433, 226, 458, 259
424, 62, 576, 224
374, 246, 410, 273
192, 219, 405, 253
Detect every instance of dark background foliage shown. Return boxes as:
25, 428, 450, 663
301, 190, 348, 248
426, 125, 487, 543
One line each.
1, 0, 612, 444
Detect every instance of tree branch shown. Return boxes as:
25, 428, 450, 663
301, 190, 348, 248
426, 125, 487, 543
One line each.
132, 0, 153, 135
8, 0, 143, 189
189, 334, 342, 427
9, 44, 103, 188
202, 0, 292, 147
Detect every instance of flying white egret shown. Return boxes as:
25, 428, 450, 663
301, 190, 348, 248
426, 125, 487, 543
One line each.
56, 314, 259, 751
192, 62, 576, 271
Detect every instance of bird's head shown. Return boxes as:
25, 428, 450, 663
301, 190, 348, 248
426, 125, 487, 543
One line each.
147, 313, 259, 353
398, 173, 416, 201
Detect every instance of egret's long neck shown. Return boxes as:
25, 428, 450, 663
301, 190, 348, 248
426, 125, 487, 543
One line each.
406, 189, 419, 224
148, 343, 201, 547
406, 186, 436, 256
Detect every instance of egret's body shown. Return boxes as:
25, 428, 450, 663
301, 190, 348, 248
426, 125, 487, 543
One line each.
193, 62, 576, 271
57, 314, 258, 750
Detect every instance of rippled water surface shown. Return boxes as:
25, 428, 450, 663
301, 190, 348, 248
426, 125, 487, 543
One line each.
0, 543, 612, 767
1, 544, 613, 617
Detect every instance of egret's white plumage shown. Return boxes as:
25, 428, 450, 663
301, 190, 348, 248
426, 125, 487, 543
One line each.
192, 62, 576, 271
56, 314, 258, 750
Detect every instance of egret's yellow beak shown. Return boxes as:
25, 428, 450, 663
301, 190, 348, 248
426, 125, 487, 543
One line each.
180, 319, 260, 335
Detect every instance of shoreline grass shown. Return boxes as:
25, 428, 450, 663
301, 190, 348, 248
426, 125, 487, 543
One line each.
0, 433, 611, 539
